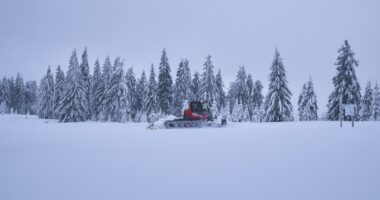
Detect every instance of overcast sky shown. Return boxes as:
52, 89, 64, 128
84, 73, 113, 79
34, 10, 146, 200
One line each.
1, 0, 379, 115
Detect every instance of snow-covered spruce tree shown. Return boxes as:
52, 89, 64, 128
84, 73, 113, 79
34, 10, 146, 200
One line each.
246, 74, 254, 121
80, 48, 91, 119
227, 82, 237, 115
235, 66, 248, 107
230, 102, 248, 122
190, 72, 202, 101
253, 80, 264, 108
8, 77, 16, 113
90, 59, 103, 121
6, 77, 13, 113
360, 81, 373, 121
14, 73, 25, 114
327, 40, 361, 121
298, 78, 318, 121
0, 101, 5, 114
298, 84, 307, 120
0, 77, 10, 113
253, 80, 264, 122
264, 48, 293, 122
146, 64, 159, 118
157, 49, 173, 115
174, 59, 192, 116
136, 71, 148, 122
99, 56, 113, 121
102, 56, 113, 84
234, 66, 249, 122
125, 67, 137, 121
200, 55, 216, 103
54, 65, 65, 118
24, 80, 38, 115
38, 66, 55, 119
0, 78, 5, 114
220, 100, 230, 120
215, 69, 226, 112
103, 57, 128, 122
0, 79, 3, 113
230, 102, 240, 122
372, 83, 380, 120
58, 50, 88, 122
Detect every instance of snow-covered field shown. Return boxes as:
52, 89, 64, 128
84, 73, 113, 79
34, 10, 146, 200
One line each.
0, 115, 379, 200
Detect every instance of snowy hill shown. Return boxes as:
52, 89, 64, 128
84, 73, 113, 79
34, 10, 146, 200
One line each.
0, 114, 379, 200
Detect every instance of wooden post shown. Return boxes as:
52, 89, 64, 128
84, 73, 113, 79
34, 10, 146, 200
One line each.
351, 105, 355, 127
339, 98, 343, 127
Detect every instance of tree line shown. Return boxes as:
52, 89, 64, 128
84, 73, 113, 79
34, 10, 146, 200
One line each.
0, 40, 379, 122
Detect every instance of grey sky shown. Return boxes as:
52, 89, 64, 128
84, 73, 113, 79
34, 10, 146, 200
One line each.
1, 0, 379, 115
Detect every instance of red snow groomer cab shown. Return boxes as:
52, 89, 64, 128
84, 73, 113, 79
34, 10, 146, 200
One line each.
183, 101, 212, 121
163, 101, 227, 128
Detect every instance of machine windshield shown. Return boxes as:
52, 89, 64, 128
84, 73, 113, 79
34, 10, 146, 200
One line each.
191, 102, 210, 113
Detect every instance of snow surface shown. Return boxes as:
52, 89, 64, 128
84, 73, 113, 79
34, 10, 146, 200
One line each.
1, 114, 380, 200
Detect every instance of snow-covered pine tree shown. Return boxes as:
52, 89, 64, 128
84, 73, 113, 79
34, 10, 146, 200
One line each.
99, 56, 113, 121
190, 72, 202, 101
200, 55, 216, 103
174, 59, 192, 116
252, 80, 264, 122
246, 74, 254, 121
227, 82, 237, 115
125, 67, 137, 121
157, 49, 173, 115
102, 56, 113, 84
90, 59, 103, 120
298, 84, 307, 121
215, 69, 226, 112
54, 65, 65, 118
182, 60, 191, 93
0, 79, 2, 112
230, 102, 240, 122
58, 50, 88, 122
235, 66, 248, 107
8, 77, 15, 113
234, 66, 249, 122
298, 78, 318, 121
14, 73, 25, 114
327, 40, 361, 121
264, 48, 293, 122
372, 82, 380, 121
146, 64, 159, 118
24, 80, 38, 115
360, 81, 373, 121
38, 66, 55, 119
230, 103, 248, 122
80, 48, 91, 119
0, 78, 5, 114
0, 101, 5, 114
103, 57, 128, 122
220, 100, 230, 121
136, 71, 148, 121
0, 77, 10, 113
